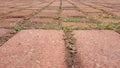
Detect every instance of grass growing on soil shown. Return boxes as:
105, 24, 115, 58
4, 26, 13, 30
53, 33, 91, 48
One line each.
104, 15, 120, 19
55, 16, 62, 20
62, 26, 76, 68
86, 16, 97, 23
55, 26, 66, 30
90, 21, 120, 30
64, 18, 83, 23
13, 26, 28, 31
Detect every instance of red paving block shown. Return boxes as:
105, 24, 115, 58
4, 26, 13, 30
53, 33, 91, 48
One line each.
112, 12, 120, 16
6, 10, 34, 18
61, 22, 92, 28
0, 18, 22, 28
0, 30, 67, 68
35, 10, 58, 18
0, 29, 12, 37
0, 8, 16, 14
73, 30, 120, 68
81, 7, 102, 13
50, 2, 60, 6
62, 1, 73, 7
30, 18, 55, 23
62, 10, 85, 18
41, 10, 58, 13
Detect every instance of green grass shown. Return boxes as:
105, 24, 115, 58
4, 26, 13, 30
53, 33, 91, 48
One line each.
55, 26, 72, 32
92, 21, 119, 30
86, 16, 97, 23
104, 15, 120, 19
64, 18, 83, 23
55, 16, 61, 20
13, 26, 28, 31
55, 26, 66, 30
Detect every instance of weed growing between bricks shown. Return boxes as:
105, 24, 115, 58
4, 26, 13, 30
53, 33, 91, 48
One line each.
104, 15, 120, 19
39, 25, 77, 68
0, 30, 16, 46
0, 36, 10, 46
64, 18, 83, 23
13, 26, 28, 31
59, 27, 77, 68
90, 21, 120, 30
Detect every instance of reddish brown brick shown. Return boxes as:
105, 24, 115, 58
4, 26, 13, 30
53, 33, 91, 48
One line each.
0, 30, 67, 68
73, 30, 120, 68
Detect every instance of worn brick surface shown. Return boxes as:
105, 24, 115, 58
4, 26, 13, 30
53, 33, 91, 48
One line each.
73, 30, 120, 68
0, 30, 67, 68
0, 29, 12, 37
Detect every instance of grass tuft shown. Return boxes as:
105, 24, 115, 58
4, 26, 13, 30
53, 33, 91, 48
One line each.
13, 26, 28, 31
92, 21, 119, 30
55, 16, 61, 20
64, 18, 82, 23
104, 15, 120, 19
